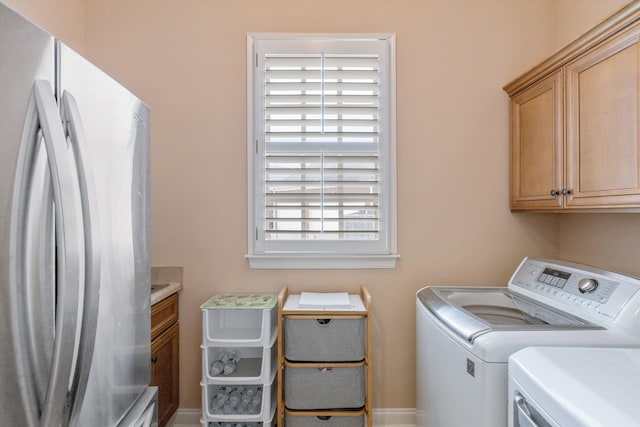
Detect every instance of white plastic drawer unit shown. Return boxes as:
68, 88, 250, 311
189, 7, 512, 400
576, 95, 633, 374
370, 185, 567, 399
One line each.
284, 363, 366, 410
201, 294, 278, 347
285, 414, 364, 427
284, 317, 365, 362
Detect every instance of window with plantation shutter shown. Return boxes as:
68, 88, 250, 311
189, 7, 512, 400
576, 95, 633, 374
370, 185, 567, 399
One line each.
247, 34, 398, 269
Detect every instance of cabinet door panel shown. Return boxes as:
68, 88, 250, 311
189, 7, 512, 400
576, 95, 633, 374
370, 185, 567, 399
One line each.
151, 322, 179, 427
510, 70, 563, 210
566, 27, 640, 207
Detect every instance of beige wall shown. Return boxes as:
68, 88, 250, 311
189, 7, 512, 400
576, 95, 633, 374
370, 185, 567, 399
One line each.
9, 0, 631, 411
556, 0, 630, 46
79, 0, 559, 409
2, 0, 85, 53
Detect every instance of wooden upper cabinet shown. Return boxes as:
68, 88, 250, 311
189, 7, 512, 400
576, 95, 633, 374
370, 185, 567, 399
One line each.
511, 70, 563, 210
566, 25, 640, 208
505, 0, 640, 212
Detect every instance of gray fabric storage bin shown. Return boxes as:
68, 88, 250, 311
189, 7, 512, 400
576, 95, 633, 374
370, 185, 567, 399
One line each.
285, 318, 365, 362
285, 414, 364, 427
284, 365, 365, 410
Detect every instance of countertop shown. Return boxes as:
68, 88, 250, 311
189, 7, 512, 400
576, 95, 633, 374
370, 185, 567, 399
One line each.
151, 266, 183, 305
151, 282, 182, 305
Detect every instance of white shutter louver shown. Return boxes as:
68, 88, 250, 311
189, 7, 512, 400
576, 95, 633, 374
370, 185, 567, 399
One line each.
263, 53, 380, 242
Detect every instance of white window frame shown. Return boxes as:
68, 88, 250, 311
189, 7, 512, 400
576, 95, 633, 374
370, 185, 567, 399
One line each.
246, 33, 398, 269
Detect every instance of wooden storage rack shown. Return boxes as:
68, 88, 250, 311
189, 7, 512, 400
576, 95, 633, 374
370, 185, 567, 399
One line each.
277, 285, 372, 427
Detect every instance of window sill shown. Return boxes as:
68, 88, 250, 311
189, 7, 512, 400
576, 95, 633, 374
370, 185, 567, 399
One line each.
246, 253, 400, 269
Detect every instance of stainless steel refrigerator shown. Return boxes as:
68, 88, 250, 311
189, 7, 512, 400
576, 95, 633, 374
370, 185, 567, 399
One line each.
0, 2, 156, 426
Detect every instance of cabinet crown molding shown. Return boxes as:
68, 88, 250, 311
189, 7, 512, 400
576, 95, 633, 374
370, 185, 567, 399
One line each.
504, 0, 640, 96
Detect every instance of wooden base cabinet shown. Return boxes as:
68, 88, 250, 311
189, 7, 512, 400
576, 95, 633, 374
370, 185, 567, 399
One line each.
151, 294, 180, 427
505, 1, 640, 211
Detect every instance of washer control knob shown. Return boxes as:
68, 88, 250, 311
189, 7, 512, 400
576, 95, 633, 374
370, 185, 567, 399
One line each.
578, 278, 599, 294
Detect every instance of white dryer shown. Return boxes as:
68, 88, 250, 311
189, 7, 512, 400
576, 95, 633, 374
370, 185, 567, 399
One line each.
508, 346, 640, 427
416, 257, 640, 427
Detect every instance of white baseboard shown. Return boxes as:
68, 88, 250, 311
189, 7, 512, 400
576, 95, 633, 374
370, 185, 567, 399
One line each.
371, 408, 416, 426
169, 408, 417, 426
167, 408, 199, 426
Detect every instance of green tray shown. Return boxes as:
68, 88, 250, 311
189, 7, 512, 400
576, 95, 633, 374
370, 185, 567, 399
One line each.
201, 293, 277, 310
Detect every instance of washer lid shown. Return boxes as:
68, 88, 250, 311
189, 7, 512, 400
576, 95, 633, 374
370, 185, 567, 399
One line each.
417, 287, 601, 342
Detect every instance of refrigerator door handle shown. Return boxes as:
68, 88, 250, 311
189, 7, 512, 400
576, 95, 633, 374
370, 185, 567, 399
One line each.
32, 79, 85, 427
11, 82, 56, 427
60, 90, 102, 425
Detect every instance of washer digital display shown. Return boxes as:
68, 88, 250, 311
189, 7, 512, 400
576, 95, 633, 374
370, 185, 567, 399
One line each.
537, 268, 571, 288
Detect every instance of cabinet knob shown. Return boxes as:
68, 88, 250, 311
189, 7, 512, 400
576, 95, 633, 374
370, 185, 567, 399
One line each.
151, 356, 158, 364
550, 189, 559, 196
562, 188, 572, 195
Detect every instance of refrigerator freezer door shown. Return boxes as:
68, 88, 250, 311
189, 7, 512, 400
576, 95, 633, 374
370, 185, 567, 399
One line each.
57, 43, 152, 426
0, 4, 55, 426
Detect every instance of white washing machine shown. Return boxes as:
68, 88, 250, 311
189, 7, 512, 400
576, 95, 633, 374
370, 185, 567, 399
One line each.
415, 257, 640, 427
508, 346, 640, 427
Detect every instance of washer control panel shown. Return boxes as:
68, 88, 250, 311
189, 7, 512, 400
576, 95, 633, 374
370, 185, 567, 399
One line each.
509, 258, 640, 321
537, 267, 571, 289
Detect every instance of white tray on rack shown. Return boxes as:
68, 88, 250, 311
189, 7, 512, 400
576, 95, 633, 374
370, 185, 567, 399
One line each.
201, 377, 277, 423
202, 344, 277, 385
201, 294, 277, 347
